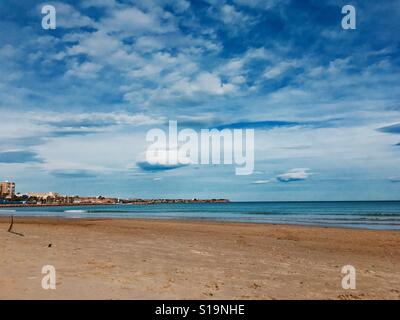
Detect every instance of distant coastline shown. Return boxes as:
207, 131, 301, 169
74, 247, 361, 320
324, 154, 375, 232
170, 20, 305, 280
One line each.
0, 198, 230, 208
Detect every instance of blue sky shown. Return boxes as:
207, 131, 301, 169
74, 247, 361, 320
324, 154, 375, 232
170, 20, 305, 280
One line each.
0, 0, 399, 200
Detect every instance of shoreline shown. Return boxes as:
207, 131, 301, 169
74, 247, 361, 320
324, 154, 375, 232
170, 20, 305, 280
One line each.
0, 214, 399, 232
1, 214, 399, 232
1, 217, 399, 299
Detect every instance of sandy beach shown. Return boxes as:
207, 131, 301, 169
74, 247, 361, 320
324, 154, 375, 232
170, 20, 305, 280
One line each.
0, 217, 399, 300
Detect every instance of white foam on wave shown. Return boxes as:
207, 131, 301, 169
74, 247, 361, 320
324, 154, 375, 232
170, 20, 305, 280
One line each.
64, 210, 88, 213
0, 209, 16, 213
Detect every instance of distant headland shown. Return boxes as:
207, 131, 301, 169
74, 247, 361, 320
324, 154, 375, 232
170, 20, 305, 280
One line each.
0, 180, 229, 207
0, 197, 230, 207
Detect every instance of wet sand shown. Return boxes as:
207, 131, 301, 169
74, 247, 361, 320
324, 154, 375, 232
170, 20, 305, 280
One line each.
0, 217, 399, 299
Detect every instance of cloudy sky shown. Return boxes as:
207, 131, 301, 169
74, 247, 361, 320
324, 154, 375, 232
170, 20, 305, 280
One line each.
0, 0, 399, 200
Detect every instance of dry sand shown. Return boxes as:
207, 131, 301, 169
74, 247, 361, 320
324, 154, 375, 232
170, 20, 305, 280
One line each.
0, 217, 399, 300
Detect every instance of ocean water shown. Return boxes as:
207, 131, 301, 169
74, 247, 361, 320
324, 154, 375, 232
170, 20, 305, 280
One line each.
1, 201, 400, 230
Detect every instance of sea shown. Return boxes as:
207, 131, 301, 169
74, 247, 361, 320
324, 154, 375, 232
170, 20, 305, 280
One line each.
1, 201, 400, 230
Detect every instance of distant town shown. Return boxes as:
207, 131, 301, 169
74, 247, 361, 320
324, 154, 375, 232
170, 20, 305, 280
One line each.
0, 181, 229, 206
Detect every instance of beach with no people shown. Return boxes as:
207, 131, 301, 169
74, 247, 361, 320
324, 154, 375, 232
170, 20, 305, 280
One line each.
1, 217, 399, 300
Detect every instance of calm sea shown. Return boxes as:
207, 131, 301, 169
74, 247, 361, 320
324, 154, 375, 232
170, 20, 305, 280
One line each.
1, 201, 400, 230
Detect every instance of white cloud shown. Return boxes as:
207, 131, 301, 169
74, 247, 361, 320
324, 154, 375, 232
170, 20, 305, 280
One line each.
101, 7, 176, 34
170, 72, 236, 96
221, 4, 248, 25
168, 0, 190, 13
136, 149, 189, 171
263, 60, 300, 79
232, 0, 281, 10
219, 47, 276, 87
176, 113, 220, 126
0, 44, 19, 59
65, 61, 103, 79
48, 2, 96, 29
276, 168, 312, 182
135, 36, 165, 52
67, 31, 122, 58
129, 63, 164, 78
252, 179, 272, 184
36, 112, 165, 128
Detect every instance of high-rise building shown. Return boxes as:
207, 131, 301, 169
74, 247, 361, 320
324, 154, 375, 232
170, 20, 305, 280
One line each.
0, 181, 15, 199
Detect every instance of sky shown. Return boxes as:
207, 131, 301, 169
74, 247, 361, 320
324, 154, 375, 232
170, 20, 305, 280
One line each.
0, 0, 399, 201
